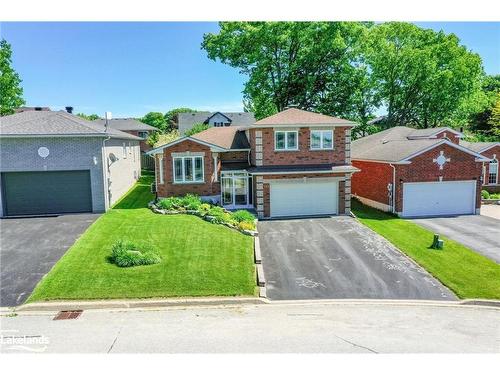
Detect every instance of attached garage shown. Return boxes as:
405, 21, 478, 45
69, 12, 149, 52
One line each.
402, 180, 476, 217
270, 179, 338, 218
1, 170, 93, 216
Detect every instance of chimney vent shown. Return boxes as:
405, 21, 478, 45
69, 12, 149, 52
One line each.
65, 106, 74, 114
35, 107, 42, 111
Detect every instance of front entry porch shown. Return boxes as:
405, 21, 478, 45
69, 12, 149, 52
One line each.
221, 171, 253, 210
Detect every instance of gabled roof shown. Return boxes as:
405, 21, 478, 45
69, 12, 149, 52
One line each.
253, 108, 357, 127
147, 126, 250, 155
93, 118, 157, 131
178, 111, 256, 127
407, 127, 463, 138
0, 110, 141, 140
352, 126, 488, 163
206, 111, 232, 123
460, 141, 500, 154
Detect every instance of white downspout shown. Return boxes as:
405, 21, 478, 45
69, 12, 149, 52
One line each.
102, 135, 111, 211
390, 163, 396, 214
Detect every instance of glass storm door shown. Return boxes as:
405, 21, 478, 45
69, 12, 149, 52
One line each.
221, 173, 249, 208
234, 177, 247, 206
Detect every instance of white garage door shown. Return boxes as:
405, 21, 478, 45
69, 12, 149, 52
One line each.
270, 179, 338, 217
402, 181, 476, 217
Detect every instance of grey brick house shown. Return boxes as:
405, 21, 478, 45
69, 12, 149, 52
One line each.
178, 111, 256, 135
0, 110, 142, 217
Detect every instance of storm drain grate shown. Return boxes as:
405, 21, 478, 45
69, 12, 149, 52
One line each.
53, 310, 83, 320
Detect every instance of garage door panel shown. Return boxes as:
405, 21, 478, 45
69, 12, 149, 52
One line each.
270, 180, 338, 217
402, 181, 475, 217
2, 171, 92, 216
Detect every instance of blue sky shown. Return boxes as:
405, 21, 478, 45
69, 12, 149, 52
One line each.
1, 22, 499, 118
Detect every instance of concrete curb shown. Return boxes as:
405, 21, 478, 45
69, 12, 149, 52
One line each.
254, 237, 262, 264
14, 296, 266, 313
256, 264, 266, 287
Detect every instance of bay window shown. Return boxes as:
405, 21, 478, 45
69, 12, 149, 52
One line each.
310, 130, 333, 150
275, 130, 298, 150
173, 156, 204, 183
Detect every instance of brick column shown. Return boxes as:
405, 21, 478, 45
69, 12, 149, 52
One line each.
255, 175, 264, 218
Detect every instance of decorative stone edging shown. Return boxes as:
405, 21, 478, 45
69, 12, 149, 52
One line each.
482, 199, 500, 205
148, 201, 258, 237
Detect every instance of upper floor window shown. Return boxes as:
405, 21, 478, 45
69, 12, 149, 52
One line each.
138, 131, 149, 139
275, 130, 298, 151
489, 159, 498, 185
173, 156, 204, 183
310, 130, 333, 150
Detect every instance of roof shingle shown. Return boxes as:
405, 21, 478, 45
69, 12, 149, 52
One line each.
254, 108, 357, 126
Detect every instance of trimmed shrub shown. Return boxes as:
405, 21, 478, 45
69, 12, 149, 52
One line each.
482, 190, 490, 199
207, 206, 233, 224
110, 240, 161, 267
231, 210, 255, 223
490, 193, 500, 199
158, 197, 182, 210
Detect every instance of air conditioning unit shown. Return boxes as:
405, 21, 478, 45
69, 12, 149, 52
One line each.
151, 183, 157, 194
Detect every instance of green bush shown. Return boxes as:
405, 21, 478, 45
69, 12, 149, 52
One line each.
237, 221, 256, 231
490, 193, 500, 199
180, 194, 203, 210
185, 123, 210, 136
110, 240, 161, 267
158, 197, 182, 210
231, 210, 255, 223
482, 190, 490, 199
206, 206, 232, 224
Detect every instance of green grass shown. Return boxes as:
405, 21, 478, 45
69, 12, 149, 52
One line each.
28, 173, 256, 302
352, 200, 500, 300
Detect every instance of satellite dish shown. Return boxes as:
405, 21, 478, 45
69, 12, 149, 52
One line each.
109, 153, 119, 163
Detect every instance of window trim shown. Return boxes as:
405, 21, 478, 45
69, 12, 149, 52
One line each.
138, 131, 149, 139
159, 156, 164, 184
310, 129, 334, 150
172, 156, 205, 184
488, 158, 498, 185
274, 130, 299, 151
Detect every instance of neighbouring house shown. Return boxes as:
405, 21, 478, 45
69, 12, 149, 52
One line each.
93, 118, 158, 152
147, 108, 358, 219
0, 110, 142, 217
351, 127, 490, 218
460, 141, 500, 193
15, 106, 51, 113
177, 111, 256, 136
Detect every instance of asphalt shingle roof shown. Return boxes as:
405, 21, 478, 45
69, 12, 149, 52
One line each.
93, 118, 157, 131
460, 141, 500, 153
178, 111, 256, 127
254, 108, 357, 126
0, 111, 141, 140
191, 126, 250, 150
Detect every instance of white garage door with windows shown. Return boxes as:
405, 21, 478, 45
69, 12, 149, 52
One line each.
270, 178, 338, 217
402, 180, 476, 217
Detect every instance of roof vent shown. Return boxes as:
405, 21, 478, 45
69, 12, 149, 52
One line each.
34, 107, 43, 111
65, 106, 74, 114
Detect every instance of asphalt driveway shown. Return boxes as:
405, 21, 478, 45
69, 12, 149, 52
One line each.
412, 215, 500, 263
0, 213, 100, 307
258, 217, 456, 301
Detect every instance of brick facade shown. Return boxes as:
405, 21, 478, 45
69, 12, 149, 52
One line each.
434, 130, 461, 145
249, 127, 348, 166
352, 143, 483, 214
481, 145, 500, 193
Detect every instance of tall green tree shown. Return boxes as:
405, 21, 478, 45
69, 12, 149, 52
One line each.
466, 75, 500, 138
0, 39, 25, 116
202, 22, 376, 120
365, 22, 484, 128
141, 112, 167, 132
164, 107, 197, 130
76, 113, 100, 121
488, 94, 500, 138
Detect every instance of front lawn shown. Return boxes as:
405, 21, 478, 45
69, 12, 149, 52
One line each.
28, 172, 256, 302
352, 199, 500, 300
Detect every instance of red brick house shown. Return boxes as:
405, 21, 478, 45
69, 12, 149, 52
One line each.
351, 127, 490, 217
147, 108, 359, 219
461, 141, 500, 193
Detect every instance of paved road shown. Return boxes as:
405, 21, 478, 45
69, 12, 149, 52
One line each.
413, 215, 500, 263
0, 214, 100, 307
1, 302, 498, 353
258, 217, 456, 301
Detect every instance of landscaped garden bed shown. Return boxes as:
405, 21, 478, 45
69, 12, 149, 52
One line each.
150, 194, 258, 236
481, 190, 500, 204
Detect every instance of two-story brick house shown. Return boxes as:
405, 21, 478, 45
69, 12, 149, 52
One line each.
148, 108, 359, 219
460, 141, 500, 194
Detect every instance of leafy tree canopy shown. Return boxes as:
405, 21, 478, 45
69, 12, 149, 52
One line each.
76, 113, 100, 121
185, 123, 210, 136
164, 107, 198, 130
141, 112, 168, 132
202, 22, 375, 121
0, 39, 25, 116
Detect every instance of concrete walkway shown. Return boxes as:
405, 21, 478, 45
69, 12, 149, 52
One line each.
1, 301, 498, 353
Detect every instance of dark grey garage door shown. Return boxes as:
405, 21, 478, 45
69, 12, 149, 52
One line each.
2, 170, 92, 216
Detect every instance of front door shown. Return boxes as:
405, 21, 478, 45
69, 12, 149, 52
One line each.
221, 172, 251, 208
